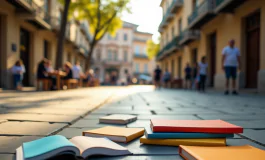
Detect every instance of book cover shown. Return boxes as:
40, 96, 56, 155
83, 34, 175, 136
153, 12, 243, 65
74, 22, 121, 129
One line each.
145, 127, 234, 139
83, 126, 144, 143
99, 114, 137, 124
140, 136, 226, 147
179, 145, 265, 160
151, 119, 243, 133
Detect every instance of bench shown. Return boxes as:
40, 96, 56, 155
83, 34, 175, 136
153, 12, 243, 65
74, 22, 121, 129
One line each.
37, 79, 51, 91
63, 79, 79, 89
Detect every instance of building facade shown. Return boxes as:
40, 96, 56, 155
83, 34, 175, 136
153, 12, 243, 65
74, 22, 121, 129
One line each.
133, 31, 155, 84
92, 21, 154, 84
157, 0, 265, 92
0, 0, 90, 89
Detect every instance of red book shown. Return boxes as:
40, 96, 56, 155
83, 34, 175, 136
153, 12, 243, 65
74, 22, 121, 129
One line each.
151, 120, 243, 133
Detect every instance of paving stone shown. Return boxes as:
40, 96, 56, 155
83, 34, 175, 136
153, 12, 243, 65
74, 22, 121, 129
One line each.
0, 154, 14, 160
0, 121, 67, 136
0, 136, 41, 153
70, 119, 126, 128
0, 113, 80, 123
92, 110, 152, 115
197, 114, 265, 121
90, 155, 183, 160
127, 120, 150, 128
118, 139, 179, 155
240, 129, 265, 145
83, 114, 109, 119
137, 115, 200, 120
226, 120, 265, 129
153, 110, 221, 115
7, 107, 87, 115
226, 138, 265, 150
57, 127, 97, 138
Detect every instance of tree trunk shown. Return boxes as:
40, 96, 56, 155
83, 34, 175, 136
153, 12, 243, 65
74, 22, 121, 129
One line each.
56, 0, 71, 69
85, 49, 93, 70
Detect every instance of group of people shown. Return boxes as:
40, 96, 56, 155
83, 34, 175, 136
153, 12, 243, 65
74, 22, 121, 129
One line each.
11, 58, 99, 90
153, 39, 241, 95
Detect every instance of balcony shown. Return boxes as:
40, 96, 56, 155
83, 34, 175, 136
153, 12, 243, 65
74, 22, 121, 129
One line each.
50, 16, 61, 32
6, 0, 34, 13
179, 29, 200, 45
133, 37, 148, 43
77, 45, 89, 57
16, 1, 51, 30
214, 0, 246, 13
156, 36, 181, 61
170, 0, 184, 13
134, 54, 149, 59
188, 0, 215, 29
102, 60, 132, 66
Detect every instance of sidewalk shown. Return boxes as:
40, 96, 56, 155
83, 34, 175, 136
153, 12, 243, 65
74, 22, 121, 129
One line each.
1, 86, 265, 159
0, 87, 119, 159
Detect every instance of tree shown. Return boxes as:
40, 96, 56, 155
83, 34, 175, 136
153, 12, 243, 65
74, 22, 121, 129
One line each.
146, 39, 160, 59
74, 0, 130, 69
56, 0, 71, 69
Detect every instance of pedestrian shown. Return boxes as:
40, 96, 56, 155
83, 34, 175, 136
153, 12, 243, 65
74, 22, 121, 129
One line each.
72, 61, 84, 80
163, 69, 171, 88
154, 65, 162, 89
11, 60, 25, 90
184, 63, 192, 89
192, 62, 199, 90
222, 39, 241, 95
198, 56, 208, 92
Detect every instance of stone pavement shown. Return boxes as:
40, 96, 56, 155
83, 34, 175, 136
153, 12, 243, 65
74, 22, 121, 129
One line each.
1, 86, 265, 159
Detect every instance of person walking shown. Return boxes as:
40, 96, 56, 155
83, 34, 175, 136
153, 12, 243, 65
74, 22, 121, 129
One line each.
154, 65, 162, 89
192, 62, 199, 90
163, 69, 171, 88
222, 39, 241, 95
12, 60, 25, 90
184, 63, 192, 89
198, 56, 208, 92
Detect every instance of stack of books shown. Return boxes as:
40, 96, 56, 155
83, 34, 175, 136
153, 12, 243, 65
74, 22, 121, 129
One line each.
140, 119, 243, 146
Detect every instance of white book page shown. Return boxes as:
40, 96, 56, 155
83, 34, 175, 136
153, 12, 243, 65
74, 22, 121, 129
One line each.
70, 136, 129, 156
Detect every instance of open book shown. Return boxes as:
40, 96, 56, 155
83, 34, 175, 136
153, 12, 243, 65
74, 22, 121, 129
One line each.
16, 135, 131, 160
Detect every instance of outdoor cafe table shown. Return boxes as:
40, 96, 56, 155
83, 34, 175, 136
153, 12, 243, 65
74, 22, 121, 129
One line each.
49, 71, 66, 90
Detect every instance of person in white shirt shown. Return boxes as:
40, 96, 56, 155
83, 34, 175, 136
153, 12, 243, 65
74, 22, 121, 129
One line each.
222, 40, 241, 95
72, 61, 84, 80
11, 60, 26, 90
198, 56, 208, 92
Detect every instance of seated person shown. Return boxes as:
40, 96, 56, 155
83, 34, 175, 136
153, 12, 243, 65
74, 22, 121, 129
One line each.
62, 62, 73, 80
72, 61, 84, 80
37, 59, 49, 79
83, 69, 95, 86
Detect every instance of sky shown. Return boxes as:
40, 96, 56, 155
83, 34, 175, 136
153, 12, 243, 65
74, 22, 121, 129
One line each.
121, 0, 162, 43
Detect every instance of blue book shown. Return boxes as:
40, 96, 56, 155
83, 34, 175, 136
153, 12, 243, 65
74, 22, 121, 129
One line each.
145, 127, 234, 139
16, 135, 131, 160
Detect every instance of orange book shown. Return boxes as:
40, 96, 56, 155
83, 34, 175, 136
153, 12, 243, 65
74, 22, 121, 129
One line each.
82, 126, 144, 143
151, 119, 243, 133
179, 145, 265, 160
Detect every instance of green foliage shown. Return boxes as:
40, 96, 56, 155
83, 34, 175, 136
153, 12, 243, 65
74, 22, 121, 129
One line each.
71, 0, 130, 41
146, 39, 160, 59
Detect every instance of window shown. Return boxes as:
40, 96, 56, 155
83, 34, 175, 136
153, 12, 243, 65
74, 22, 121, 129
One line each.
123, 50, 128, 61
43, 0, 49, 13
144, 64, 148, 73
135, 63, 139, 72
97, 49, 101, 61
114, 51, 118, 61
44, 40, 49, 58
178, 18, 182, 34
124, 33, 128, 41
143, 47, 147, 55
108, 34, 112, 40
172, 26, 175, 36
108, 50, 112, 60
192, 0, 197, 11
67, 53, 71, 62
135, 46, 140, 54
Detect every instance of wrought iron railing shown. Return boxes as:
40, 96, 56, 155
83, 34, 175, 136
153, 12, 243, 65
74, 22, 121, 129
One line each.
188, 0, 214, 25
31, 1, 51, 24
